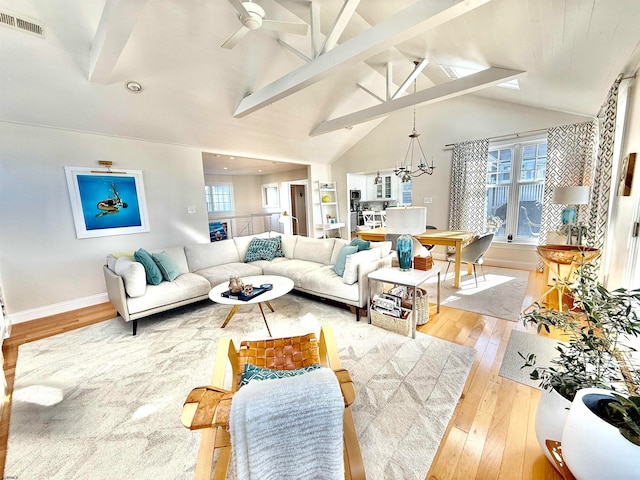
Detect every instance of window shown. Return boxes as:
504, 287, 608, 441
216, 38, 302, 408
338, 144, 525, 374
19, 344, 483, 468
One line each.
205, 183, 234, 213
261, 183, 279, 208
485, 139, 546, 242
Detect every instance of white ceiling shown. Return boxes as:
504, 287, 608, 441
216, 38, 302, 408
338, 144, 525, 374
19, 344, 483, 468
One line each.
1, 0, 639, 174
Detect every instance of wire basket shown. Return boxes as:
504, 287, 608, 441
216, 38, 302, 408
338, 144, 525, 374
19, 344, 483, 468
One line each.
406, 287, 430, 326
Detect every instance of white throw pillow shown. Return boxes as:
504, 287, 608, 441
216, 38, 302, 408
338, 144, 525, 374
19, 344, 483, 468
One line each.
114, 256, 147, 297
369, 241, 392, 258
342, 248, 381, 285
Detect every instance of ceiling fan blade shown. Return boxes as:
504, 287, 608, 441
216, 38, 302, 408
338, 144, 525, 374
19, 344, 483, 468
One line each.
261, 19, 308, 35
221, 26, 250, 49
227, 0, 250, 17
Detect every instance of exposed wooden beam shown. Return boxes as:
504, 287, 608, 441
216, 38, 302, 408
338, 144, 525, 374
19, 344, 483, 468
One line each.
89, 0, 148, 83
309, 67, 526, 136
320, 0, 361, 55
391, 58, 429, 100
233, 0, 494, 117
310, 1, 321, 58
357, 83, 385, 103
278, 39, 311, 63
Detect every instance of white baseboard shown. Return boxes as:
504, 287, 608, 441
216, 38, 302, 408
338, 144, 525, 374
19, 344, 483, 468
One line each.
7, 293, 109, 325
430, 252, 536, 272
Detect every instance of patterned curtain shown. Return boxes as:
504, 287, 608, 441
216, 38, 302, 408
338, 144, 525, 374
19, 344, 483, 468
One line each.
448, 139, 489, 234
539, 121, 597, 260
585, 75, 623, 256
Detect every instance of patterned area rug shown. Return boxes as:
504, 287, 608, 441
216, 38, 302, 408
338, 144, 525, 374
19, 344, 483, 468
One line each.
6, 294, 474, 480
422, 262, 530, 322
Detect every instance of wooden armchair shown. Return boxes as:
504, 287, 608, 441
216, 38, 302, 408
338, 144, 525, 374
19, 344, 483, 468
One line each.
181, 326, 365, 480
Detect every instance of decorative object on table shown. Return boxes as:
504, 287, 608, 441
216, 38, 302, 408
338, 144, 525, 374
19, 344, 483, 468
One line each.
243, 284, 254, 296
396, 234, 413, 271
393, 60, 435, 183
413, 255, 433, 271
552, 185, 589, 228
519, 261, 640, 472
384, 206, 427, 235
228, 276, 244, 294
561, 388, 640, 480
322, 194, 331, 202
64, 164, 150, 239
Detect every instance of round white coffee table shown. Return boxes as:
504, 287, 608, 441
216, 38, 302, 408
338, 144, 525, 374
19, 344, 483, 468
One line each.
208, 275, 294, 337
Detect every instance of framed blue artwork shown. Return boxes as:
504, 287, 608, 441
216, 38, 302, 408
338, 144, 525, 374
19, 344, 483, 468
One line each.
64, 166, 150, 238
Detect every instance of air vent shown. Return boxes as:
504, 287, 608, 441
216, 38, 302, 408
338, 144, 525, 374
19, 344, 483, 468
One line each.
0, 10, 44, 37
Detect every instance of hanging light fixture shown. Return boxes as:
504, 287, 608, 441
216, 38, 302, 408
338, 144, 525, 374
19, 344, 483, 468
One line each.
373, 171, 382, 185
394, 62, 435, 183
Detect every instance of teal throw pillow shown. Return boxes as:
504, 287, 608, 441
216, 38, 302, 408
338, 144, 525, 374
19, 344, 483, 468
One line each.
350, 238, 371, 251
239, 363, 323, 388
272, 235, 285, 258
333, 245, 358, 276
152, 252, 181, 282
244, 237, 280, 262
134, 248, 163, 285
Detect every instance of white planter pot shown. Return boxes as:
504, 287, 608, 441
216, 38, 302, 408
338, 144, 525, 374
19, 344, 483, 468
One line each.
535, 388, 572, 469
562, 388, 640, 480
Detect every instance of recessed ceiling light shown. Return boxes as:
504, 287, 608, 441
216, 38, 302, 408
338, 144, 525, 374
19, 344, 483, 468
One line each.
230, 156, 235, 160
439, 65, 520, 90
258, 169, 263, 172
223, 167, 229, 170
125, 81, 143, 93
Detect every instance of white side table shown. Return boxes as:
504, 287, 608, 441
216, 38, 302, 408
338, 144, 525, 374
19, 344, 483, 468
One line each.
367, 266, 441, 339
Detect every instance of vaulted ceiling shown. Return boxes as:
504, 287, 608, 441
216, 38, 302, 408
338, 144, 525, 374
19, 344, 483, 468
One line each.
1, 0, 639, 173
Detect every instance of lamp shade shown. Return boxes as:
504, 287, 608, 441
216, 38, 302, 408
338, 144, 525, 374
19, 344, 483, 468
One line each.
552, 186, 590, 205
385, 207, 427, 235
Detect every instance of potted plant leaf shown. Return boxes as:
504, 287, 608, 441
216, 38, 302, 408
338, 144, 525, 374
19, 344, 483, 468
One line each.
519, 260, 640, 469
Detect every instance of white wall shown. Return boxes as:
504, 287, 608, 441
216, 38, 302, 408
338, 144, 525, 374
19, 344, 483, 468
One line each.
0, 122, 210, 319
332, 95, 590, 267
608, 79, 640, 289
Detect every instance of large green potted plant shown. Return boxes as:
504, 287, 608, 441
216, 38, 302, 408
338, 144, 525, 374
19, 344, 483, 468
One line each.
520, 260, 640, 468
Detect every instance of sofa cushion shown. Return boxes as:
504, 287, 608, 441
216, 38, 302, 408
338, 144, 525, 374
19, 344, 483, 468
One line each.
293, 237, 335, 265
195, 262, 263, 288
262, 259, 324, 286
152, 252, 181, 281
134, 248, 163, 285
299, 265, 360, 302
350, 238, 371, 251
127, 273, 210, 314
239, 363, 322, 388
106, 251, 135, 272
280, 235, 298, 258
234, 233, 271, 260
114, 256, 146, 297
342, 248, 381, 285
185, 240, 240, 272
244, 237, 281, 262
333, 245, 357, 276
150, 246, 189, 275
330, 239, 350, 265
369, 241, 392, 258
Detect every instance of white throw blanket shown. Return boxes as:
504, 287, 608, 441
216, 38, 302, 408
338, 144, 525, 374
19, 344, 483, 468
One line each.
229, 367, 344, 480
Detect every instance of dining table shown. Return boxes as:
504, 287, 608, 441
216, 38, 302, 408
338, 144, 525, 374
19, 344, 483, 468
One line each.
357, 227, 477, 288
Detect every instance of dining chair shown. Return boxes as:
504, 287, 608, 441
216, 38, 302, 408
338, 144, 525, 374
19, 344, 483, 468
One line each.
423, 225, 437, 251
362, 210, 382, 229
444, 232, 495, 287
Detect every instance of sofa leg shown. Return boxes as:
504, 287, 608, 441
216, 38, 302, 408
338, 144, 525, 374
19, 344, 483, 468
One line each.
132, 320, 137, 336
356, 308, 360, 322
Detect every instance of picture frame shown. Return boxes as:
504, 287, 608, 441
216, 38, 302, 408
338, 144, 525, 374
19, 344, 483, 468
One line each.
617, 152, 636, 196
64, 166, 150, 239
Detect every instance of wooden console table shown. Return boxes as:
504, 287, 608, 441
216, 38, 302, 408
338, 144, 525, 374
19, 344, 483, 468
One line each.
358, 227, 476, 288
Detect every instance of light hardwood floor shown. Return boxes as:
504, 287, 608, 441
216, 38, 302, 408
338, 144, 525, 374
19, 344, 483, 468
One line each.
0, 270, 564, 480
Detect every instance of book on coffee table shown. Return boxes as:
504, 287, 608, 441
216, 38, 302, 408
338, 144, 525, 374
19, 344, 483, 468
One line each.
220, 286, 270, 301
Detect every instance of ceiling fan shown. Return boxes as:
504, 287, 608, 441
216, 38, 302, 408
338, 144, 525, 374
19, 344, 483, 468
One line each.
221, 0, 309, 49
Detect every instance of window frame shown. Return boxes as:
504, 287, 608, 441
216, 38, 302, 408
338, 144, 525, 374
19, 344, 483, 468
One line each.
261, 183, 279, 208
486, 135, 547, 244
205, 182, 234, 214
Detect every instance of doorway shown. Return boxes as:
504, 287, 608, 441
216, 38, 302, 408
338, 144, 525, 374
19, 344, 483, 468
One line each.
289, 182, 308, 236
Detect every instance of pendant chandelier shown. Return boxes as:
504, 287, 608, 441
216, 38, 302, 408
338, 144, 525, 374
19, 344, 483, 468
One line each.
393, 70, 435, 183
373, 171, 382, 185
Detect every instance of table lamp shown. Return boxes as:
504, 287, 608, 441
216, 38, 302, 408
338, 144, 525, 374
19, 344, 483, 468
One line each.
385, 207, 427, 271
552, 186, 590, 225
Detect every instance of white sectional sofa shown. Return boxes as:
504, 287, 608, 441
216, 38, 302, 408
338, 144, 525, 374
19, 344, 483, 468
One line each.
103, 233, 392, 335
